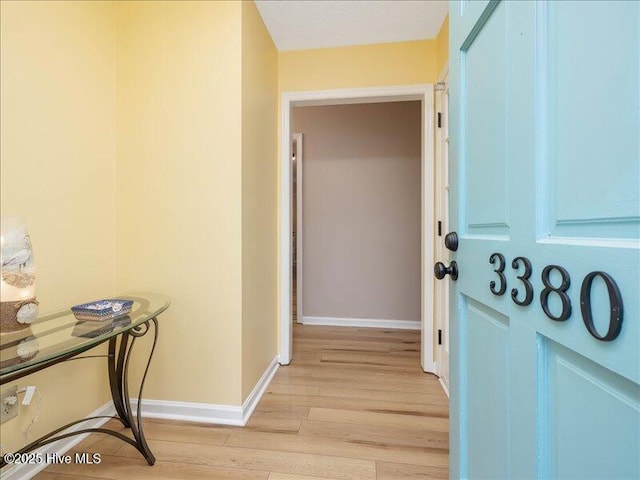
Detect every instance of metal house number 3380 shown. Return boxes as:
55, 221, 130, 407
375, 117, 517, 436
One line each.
489, 253, 624, 342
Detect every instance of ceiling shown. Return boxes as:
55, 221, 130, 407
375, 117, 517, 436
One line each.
254, 1, 448, 52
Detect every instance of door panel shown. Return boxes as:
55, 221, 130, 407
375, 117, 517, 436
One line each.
449, 1, 640, 478
466, 299, 510, 480
463, 1, 509, 236
544, 2, 639, 239
543, 340, 640, 479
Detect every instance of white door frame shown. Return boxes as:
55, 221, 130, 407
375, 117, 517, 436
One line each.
279, 84, 436, 373
293, 132, 304, 324
434, 63, 450, 395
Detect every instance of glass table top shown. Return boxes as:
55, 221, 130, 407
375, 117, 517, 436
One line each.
0, 292, 170, 377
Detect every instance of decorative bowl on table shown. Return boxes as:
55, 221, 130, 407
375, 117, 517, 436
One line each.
71, 299, 133, 322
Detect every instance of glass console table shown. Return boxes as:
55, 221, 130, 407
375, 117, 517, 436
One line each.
0, 292, 170, 468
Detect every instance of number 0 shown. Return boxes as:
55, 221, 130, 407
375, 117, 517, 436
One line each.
580, 271, 624, 342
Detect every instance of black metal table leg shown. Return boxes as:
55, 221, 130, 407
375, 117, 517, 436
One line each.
0, 318, 159, 468
108, 318, 158, 465
108, 334, 131, 428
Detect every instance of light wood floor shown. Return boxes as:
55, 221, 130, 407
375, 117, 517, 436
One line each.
36, 324, 449, 480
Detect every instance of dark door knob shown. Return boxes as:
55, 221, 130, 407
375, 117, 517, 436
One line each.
434, 261, 458, 281
444, 231, 458, 251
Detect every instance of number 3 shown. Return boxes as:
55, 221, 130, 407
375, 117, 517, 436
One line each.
511, 257, 533, 306
489, 253, 507, 296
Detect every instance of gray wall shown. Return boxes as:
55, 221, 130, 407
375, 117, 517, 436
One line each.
292, 101, 421, 322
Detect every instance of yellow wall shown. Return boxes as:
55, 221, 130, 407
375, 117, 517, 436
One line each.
1, 0, 280, 426
115, 0, 244, 406
436, 16, 449, 76
279, 39, 439, 92
0, 0, 116, 453
0, 3, 447, 452
240, 2, 279, 400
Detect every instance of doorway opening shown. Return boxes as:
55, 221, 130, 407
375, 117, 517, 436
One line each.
279, 85, 436, 373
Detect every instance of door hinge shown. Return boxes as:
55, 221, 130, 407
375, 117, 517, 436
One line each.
437, 221, 442, 236
437, 112, 442, 128
438, 329, 442, 345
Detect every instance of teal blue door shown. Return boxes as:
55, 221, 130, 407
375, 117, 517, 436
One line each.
448, 1, 639, 478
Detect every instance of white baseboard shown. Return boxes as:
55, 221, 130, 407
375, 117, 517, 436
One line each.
302, 316, 420, 330
421, 359, 436, 375
0, 401, 115, 480
439, 377, 450, 398
132, 355, 279, 426
1, 356, 280, 480
241, 355, 280, 424
131, 398, 244, 425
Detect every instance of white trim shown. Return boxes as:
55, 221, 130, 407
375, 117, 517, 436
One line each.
302, 316, 420, 330
132, 356, 279, 426
0, 402, 115, 480
293, 132, 304, 324
280, 94, 293, 364
434, 62, 450, 383
240, 355, 280, 423
0, 357, 280, 480
282, 85, 432, 107
439, 376, 450, 398
280, 84, 436, 373
131, 398, 244, 426
420, 84, 436, 374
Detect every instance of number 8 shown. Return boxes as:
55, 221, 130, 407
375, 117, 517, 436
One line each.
540, 265, 571, 321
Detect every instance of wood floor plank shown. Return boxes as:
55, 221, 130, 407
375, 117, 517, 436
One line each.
113, 440, 376, 480
39, 324, 448, 479
260, 393, 448, 417
268, 472, 342, 480
318, 386, 448, 406
31, 473, 58, 480
252, 404, 311, 420
48, 475, 99, 480
242, 416, 302, 434
68, 424, 128, 456
308, 408, 449, 433
224, 430, 449, 468
293, 325, 419, 340
67, 418, 231, 458
271, 375, 441, 395
276, 365, 315, 377
268, 384, 321, 396
51, 475, 101, 480
291, 359, 425, 373
298, 420, 449, 450
45, 455, 269, 480
376, 461, 449, 480
309, 366, 440, 384
326, 340, 392, 352
294, 343, 391, 353
319, 352, 421, 368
